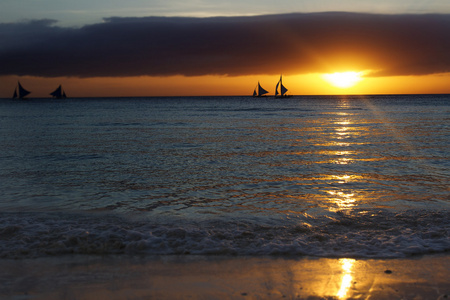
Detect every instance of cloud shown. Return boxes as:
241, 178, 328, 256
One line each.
0, 13, 449, 77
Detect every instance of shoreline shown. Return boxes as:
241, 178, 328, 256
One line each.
1, 253, 448, 299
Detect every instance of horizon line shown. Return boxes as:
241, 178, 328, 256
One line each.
2, 93, 450, 99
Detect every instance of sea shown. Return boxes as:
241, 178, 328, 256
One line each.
0, 95, 448, 259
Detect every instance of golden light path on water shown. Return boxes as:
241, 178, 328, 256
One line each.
324, 100, 365, 296
327, 100, 359, 212
279, 98, 374, 212
337, 258, 356, 299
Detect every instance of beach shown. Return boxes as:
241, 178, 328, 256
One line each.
1, 254, 448, 299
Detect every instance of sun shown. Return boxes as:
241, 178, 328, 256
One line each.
323, 71, 364, 89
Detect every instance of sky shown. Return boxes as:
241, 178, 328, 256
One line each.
1, 0, 450, 97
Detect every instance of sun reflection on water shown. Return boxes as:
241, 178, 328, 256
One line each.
326, 190, 356, 210
337, 258, 355, 299
325, 103, 363, 212
331, 111, 357, 165
331, 102, 358, 298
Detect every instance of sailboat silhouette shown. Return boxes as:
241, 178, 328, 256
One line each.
252, 82, 269, 97
12, 82, 31, 99
50, 85, 67, 99
275, 75, 291, 98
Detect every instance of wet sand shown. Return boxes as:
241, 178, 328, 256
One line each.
1, 254, 448, 299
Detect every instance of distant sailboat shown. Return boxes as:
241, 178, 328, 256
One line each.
253, 82, 269, 97
12, 81, 31, 99
50, 85, 67, 99
275, 75, 291, 98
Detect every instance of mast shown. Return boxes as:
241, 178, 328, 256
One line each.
280, 75, 282, 94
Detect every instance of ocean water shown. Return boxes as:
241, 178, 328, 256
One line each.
0, 95, 448, 258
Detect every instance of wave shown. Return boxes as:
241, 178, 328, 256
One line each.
0, 209, 448, 259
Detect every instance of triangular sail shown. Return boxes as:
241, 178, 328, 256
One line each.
17, 82, 31, 98
257, 82, 269, 96
281, 83, 288, 96
50, 85, 62, 98
50, 85, 67, 98
12, 88, 18, 99
275, 81, 280, 96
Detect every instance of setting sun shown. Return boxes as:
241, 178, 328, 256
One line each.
323, 72, 364, 89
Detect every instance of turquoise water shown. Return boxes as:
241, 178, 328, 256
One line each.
0, 95, 448, 258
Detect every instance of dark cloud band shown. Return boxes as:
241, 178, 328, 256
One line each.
1, 13, 449, 77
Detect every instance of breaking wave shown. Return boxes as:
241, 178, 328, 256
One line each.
1, 209, 448, 259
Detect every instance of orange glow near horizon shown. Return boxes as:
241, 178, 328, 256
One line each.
1, 72, 450, 98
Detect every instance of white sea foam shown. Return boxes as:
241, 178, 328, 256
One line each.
0, 210, 448, 259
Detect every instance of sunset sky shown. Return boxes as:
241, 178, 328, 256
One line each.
1, 0, 449, 97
